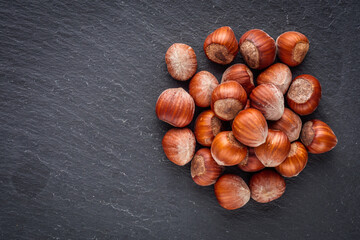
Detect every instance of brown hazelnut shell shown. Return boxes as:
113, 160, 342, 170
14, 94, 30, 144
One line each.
232, 108, 268, 147
211, 131, 248, 166
194, 110, 223, 147
300, 119, 337, 154
256, 63, 292, 94
239, 29, 276, 70
250, 83, 284, 121
189, 71, 219, 108
211, 81, 247, 121
191, 148, 224, 186
156, 88, 195, 127
204, 26, 239, 65
165, 43, 197, 81
276, 141, 308, 177
286, 74, 321, 116
238, 148, 265, 172
276, 31, 309, 67
254, 129, 291, 167
221, 63, 255, 95
214, 174, 250, 210
244, 99, 251, 110
162, 128, 196, 166
249, 169, 286, 203
269, 108, 302, 142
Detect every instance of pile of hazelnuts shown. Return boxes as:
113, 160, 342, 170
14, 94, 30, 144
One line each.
155, 27, 338, 210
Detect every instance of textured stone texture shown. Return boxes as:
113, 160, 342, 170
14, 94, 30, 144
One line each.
0, 0, 359, 239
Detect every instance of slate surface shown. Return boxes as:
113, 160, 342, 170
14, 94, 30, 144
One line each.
0, 0, 359, 239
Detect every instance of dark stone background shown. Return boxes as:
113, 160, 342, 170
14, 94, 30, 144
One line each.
1, 0, 359, 239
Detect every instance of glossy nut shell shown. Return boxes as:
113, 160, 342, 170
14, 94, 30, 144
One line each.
250, 83, 284, 121
165, 43, 197, 81
221, 63, 255, 95
211, 131, 248, 166
256, 63, 292, 94
162, 128, 196, 166
214, 174, 250, 210
239, 29, 276, 70
156, 88, 195, 127
191, 148, 224, 186
194, 110, 222, 147
276, 31, 309, 67
189, 71, 219, 107
286, 74, 321, 116
232, 108, 268, 147
269, 108, 302, 142
204, 26, 239, 65
276, 142, 308, 177
211, 81, 247, 121
250, 169, 286, 203
238, 148, 265, 172
300, 119, 337, 154
254, 129, 291, 167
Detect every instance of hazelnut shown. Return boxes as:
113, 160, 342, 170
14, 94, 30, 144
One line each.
256, 63, 292, 94
300, 119, 338, 154
238, 147, 265, 172
165, 43, 197, 81
214, 174, 250, 210
211, 131, 248, 166
211, 81, 247, 121
276, 142, 308, 177
249, 169, 286, 203
162, 128, 196, 166
221, 63, 255, 95
254, 129, 291, 167
156, 88, 195, 127
250, 83, 284, 121
269, 108, 302, 142
191, 148, 224, 186
194, 110, 223, 147
276, 31, 309, 67
204, 26, 239, 65
232, 108, 268, 147
239, 29, 276, 70
189, 71, 219, 107
286, 74, 321, 116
